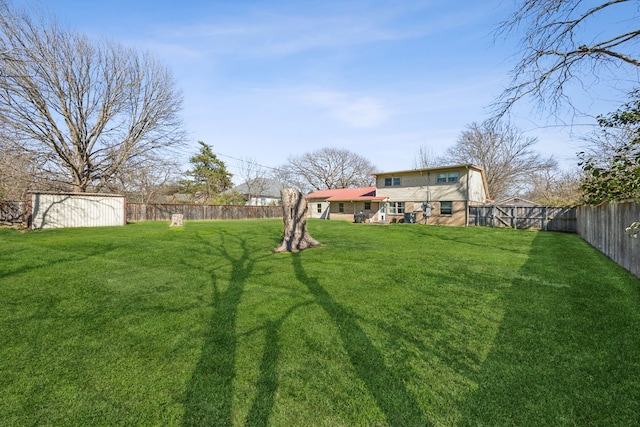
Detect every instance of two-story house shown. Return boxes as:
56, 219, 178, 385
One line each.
375, 164, 490, 226
305, 165, 490, 226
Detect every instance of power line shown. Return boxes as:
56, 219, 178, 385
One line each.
214, 151, 282, 172
521, 122, 599, 134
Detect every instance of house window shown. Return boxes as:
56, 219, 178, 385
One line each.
317, 203, 322, 214
384, 177, 401, 186
339, 203, 344, 213
364, 202, 371, 210
437, 172, 459, 183
389, 202, 405, 214
440, 201, 453, 215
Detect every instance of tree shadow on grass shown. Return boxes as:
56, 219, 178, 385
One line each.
291, 253, 431, 426
243, 319, 279, 427
458, 231, 640, 425
244, 301, 312, 427
181, 232, 308, 427
181, 233, 253, 427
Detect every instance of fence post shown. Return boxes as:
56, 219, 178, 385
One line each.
494, 206, 498, 228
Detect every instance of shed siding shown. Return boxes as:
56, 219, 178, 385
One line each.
31, 193, 125, 229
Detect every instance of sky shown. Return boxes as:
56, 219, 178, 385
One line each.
23, 0, 637, 182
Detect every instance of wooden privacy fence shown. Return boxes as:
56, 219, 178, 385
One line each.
126, 203, 282, 222
469, 205, 577, 232
577, 201, 640, 279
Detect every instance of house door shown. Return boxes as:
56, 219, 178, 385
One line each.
379, 204, 386, 222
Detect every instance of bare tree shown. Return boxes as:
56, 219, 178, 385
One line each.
106, 155, 182, 203
580, 114, 638, 168
271, 165, 303, 194
523, 167, 583, 206
0, 124, 70, 199
282, 147, 377, 193
237, 157, 274, 205
0, 2, 185, 193
412, 145, 444, 169
0, 139, 35, 199
494, 0, 640, 118
444, 121, 557, 200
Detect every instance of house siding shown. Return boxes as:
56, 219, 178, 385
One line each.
328, 201, 381, 222
376, 168, 484, 203
385, 201, 467, 225
467, 169, 488, 202
308, 201, 330, 219
306, 199, 382, 222
428, 201, 467, 225
358, 201, 381, 222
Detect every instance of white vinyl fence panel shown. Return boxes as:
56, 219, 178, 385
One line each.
30, 193, 126, 229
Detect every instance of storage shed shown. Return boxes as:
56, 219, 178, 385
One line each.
29, 192, 126, 229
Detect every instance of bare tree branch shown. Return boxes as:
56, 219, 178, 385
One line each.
282, 147, 377, 193
444, 120, 557, 199
494, 0, 640, 118
235, 157, 277, 205
412, 145, 445, 169
0, 2, 185, 192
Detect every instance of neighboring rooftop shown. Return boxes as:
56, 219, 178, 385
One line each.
230, 178, 285, 198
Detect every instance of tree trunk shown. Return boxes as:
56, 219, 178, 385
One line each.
274, 188, 321, 253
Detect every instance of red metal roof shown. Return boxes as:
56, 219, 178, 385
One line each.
305, 186, 386, 201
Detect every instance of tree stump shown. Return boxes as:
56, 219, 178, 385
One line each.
274, 188, 321, 253
170, 214, 183, 227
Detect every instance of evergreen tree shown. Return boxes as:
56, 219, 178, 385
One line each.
182, 142, 233, 203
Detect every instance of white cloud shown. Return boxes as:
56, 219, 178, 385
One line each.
299, 90, 392, 128
142, 1, 486, 60
140, 41, 205, 62
149, 18, 401, 59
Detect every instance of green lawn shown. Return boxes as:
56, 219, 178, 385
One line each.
1, 220, 639, 426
